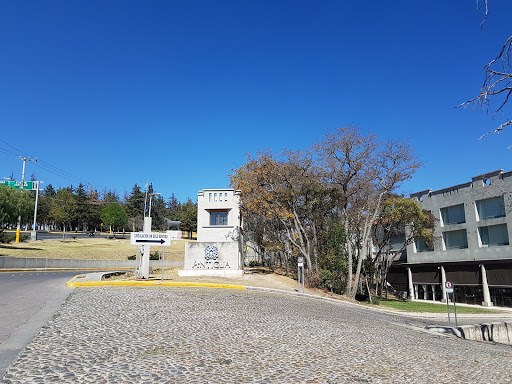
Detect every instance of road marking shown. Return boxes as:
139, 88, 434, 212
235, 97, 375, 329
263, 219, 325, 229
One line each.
66, 279, 245, 289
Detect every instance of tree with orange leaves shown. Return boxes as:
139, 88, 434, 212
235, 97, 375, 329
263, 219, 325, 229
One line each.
231, 149, 331, 273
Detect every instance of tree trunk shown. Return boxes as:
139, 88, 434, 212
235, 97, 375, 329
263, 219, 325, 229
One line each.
352, 247, 364, 298
365, 275, 372, 303
312, 221, 319, 274
344, 218, 353, 296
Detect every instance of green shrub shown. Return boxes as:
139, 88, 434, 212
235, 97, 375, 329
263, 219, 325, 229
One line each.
318, 269, 334, 290
0, 231, 16, 243
127, 252, 160, 260
249, 260, 259, 267
19, 234, 29, 242
371, 297, 380, 305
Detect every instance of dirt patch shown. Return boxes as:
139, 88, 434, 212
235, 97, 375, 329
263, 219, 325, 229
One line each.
108, 268, 357, 304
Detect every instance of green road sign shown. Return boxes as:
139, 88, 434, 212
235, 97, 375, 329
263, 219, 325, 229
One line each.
0, 180, 38, 190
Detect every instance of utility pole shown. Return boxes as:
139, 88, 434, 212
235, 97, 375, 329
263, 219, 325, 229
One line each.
16, 157, 37, 243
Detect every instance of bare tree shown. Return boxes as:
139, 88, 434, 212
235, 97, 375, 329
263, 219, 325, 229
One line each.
314, 126, 422, 298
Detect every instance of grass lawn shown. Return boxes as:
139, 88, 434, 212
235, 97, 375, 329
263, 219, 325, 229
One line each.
369, 300, 503, 314
0, 238, 192, 261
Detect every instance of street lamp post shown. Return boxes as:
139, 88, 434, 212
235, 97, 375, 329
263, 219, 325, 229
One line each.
16, 157, 37, 242
31, 181, 43, 241
148, 192, 161, 218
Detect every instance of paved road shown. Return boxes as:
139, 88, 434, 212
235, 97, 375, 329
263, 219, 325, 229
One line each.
0, 272, 76, 377
2, 287, 512, 383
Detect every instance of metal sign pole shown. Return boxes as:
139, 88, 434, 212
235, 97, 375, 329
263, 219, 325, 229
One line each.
453, 291, 458, 327
298, 263, 300, 292
297, 257, 305, 293
302, 264, 305, 294
161, 245, 165, 281
135, 246, 140, 277
446, 291, 451, 325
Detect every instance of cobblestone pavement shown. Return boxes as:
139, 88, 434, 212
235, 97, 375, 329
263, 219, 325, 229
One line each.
2, 287, 512, 383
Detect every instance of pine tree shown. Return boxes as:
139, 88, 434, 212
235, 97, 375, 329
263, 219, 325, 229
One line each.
125, 184, 145, 231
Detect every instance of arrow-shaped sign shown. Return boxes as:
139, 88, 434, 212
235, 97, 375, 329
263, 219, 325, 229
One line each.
135, 238, 166, 244
130, 232, 171, 246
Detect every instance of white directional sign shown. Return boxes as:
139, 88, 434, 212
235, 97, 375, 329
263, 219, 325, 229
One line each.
130, 232, 171, 246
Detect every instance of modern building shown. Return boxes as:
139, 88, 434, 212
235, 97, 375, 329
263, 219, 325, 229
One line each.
389, 170, 512, 307
179, 188, 243, 278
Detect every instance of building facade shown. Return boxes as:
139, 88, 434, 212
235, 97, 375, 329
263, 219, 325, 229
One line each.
196, 189, 241, 242
179, 188, 243, 278
393, 170, 512, 307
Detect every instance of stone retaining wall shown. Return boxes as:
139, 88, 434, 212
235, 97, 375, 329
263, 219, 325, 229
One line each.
0, 256, 183, 270
427, 322, 512, 345
457, 322, 512, 344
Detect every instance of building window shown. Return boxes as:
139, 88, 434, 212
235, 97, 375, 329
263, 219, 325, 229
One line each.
440, 204, 466, 225
478, 224, 509, 247
210, 210, 228, 226
476, 196, 506, 220
225, 192, 228, 201
415, 239, 433, 252
443, 229, 468, 250
209, 193, 212, 202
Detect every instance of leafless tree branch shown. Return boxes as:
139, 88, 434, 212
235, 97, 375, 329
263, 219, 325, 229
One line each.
459, 29, 512, 146
477, 0, 488, 29
458, 2, 512, 147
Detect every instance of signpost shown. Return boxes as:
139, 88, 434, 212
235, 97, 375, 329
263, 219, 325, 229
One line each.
0, 180, 37, 190
445, 281, 458, 326
297, 256, 304, 293
131, 231, 171, 280
1, 180, 41, 241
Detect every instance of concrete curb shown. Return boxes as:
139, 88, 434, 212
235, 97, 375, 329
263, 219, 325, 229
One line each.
66, 276, 245, 290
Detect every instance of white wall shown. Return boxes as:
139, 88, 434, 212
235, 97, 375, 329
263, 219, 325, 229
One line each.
196, 189, 241, 242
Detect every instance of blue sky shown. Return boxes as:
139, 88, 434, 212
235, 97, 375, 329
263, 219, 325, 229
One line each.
1, 1, 511, 202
